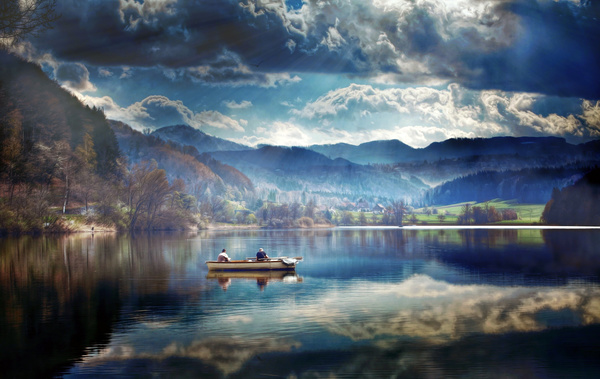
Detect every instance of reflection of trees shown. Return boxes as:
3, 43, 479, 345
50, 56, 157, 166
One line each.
542, 230, 600, 276
0, 235, 121, 378
0, 233, 191, 378
436, 229, 600, 277
457, 229, 519, 248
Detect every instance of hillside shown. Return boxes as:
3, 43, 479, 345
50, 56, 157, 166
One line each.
0, 51, 120, 179
209, 146, 429, 203
425, 166, 590, 205
111, 121, 254, 199
542, 167, 600, 225
309, 139, 415, 164
152, 124, 249, 153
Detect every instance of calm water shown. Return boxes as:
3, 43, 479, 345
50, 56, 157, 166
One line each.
2, 227, 600, 378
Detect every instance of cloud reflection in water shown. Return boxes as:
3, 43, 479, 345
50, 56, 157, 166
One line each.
298, 274, 600, 343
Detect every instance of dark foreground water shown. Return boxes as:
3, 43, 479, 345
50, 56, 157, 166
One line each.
2, 227, 600, 378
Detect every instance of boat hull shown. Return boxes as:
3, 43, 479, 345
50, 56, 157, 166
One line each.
206, 259, 298, 271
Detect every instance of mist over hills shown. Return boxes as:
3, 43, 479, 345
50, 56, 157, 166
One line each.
209, 146, 428, 203
150, 124, 600, 205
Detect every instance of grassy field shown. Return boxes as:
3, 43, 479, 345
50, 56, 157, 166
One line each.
420, 199, 546, 224
346, 199, 546, 225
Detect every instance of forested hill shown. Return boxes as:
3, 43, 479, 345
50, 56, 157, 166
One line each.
209, 146, 429, 203
110, 121, 254, 199
0, 51, 255, 233
0, 51, 120, 179
425, 166, 591, 205
542, 167, 600, 225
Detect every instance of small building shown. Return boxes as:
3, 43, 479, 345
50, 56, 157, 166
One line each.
356, 199, 370, 212
372, 204, 386, 213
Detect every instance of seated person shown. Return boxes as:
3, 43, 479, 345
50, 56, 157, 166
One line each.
256, 248, 269, 261
217, 249, 230, 262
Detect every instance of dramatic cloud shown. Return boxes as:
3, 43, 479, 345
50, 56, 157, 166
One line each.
55, 62, 96, 92
16, 0, 600, 147
80, 94, 245, 132
32, 0, 600, 97
294, 83, 598, 145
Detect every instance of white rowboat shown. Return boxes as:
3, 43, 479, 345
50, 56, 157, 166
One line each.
205, 256, 302, 271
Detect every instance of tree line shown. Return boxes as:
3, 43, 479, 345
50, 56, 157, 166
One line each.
0, 52, 200, 234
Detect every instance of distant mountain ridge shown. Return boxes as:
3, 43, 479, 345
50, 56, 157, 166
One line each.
309, 136, 585, 165
209, 146, 428, 202
151, 124, 249, 153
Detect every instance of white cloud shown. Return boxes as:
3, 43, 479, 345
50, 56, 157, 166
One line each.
232, 121, 312, 147
120, 67, 132, 79
223, 100, 253, 109
294, 83, 599, 144
285, 39, 297, 53
79, 94, 245, 132
581, 100, 600, 136
119, 0, 178, 30
320, 19, 346, 51
195, 110, 245, 132
98, 68, 113, 77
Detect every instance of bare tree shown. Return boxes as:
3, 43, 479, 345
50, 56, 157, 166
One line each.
0, 0, 59, 47
391, 200, 407, 226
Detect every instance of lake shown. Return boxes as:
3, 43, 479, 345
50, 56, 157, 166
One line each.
2, 227, 600, 378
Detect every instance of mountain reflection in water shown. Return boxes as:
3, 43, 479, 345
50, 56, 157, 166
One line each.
1, 228, 600, 378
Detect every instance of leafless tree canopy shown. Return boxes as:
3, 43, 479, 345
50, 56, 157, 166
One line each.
0, 0, 59, 47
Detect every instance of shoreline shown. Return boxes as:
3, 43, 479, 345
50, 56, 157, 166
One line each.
3, 222, 600, 237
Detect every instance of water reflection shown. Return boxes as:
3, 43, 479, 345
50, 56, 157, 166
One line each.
1, 228, 600, 377
294, 274, 600, 342
207, 271, 303, 291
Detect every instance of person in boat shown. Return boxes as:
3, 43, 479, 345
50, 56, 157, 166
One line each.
217, 249, 230, 262
256, 248, 269, 261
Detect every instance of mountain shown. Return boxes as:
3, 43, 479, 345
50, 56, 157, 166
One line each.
421, 136, 579, 161
309, 136, 585, 165
209, 146, 428, 202
541, 167, 600, 225
151, 124, 249, 153
0, 51, 120, 179
111, 121, 253, 199
309, 139, 415, 164
425, 166, 588, 205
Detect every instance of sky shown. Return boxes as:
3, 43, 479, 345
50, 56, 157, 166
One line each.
13, 0, 600, 148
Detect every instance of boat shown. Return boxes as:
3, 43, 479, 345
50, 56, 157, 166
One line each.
205, 256, 302, 271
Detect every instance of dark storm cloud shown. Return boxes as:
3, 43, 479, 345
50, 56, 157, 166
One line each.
33, 0, 600, 97
55, 62, 95, 91
37, 0, 290, 68
460, 1, 600, 98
